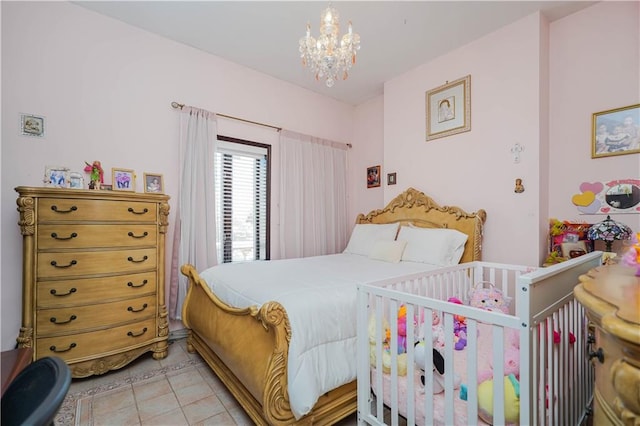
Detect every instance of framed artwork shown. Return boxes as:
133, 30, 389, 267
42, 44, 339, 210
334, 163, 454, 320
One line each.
44, 166, 69, 188
112, 168, 135, 191
425, 75, 471, 141
367, 165, 381, 188
592, 103, 640, 158
144, 173, 164, 194
69, 172, 84, 189
21, 114, 45, 137
387, 172, 397, 186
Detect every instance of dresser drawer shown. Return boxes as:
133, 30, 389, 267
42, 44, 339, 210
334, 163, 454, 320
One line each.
38, 199, 157, 222
38, 248, 157, 278
38, 224, 157, 250
36, 318, 157, 362
37, 272, 156, 308
37, 295, 157, 335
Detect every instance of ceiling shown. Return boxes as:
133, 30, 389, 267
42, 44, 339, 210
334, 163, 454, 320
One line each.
74, 1, 596, 106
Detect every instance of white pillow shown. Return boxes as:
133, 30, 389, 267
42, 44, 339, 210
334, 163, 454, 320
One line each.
397, 226, 468, 266
343, 223, 399, 256
368, 240, 408, 263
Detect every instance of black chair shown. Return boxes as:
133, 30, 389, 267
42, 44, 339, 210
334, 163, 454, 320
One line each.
1, 356, 71, 426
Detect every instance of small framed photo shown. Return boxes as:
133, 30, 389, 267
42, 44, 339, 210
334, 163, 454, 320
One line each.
44, 166, 70, 188
367, 165, 381, 188
387, 172, 397, 186
592, 103, 640, 158
102, 184, 113, 191
69, 172, 84, 189
144, 173, 164, 194
21, 114, 45, 137
426, 75, 471, 141
112, 168, 135, 191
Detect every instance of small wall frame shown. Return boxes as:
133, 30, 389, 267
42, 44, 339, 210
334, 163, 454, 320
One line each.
367, 165, 381, 188
144, 173, 164, 194
592, 103, 640, 158
112, 168, 135, 192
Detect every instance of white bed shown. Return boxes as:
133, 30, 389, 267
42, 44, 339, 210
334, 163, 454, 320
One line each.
180, 187, 487, 424
357, 251, 602, 425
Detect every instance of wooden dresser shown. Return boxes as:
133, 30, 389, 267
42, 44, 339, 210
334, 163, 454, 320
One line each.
15, 186, 170, 377
574, 265, 640, 425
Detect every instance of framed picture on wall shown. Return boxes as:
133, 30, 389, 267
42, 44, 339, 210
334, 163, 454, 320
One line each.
21, 114, 45, 137
367, 165, 381, 188
112, 168, 135, 191
425, 75, 471, 141
592, 103, 640, 158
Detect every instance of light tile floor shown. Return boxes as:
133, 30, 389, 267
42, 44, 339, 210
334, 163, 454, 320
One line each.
64, 338, 358, 425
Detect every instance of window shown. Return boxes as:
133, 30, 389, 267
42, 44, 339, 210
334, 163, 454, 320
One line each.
214, 136, 270, 263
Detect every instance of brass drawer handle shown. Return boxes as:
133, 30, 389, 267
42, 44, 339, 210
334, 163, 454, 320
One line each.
51, 205, 78, 213
51, 232, 78, 240
50, 288, 77, 297
127, 327, 148, 338
50, 260, 77, 268
127, 231, 148, 239
127, 255, 148, 263
50, 315, 77, 325
127, 207, 149, 215
127, 280, 148, 288
50, 343, 76, 353
127, 303, 148, 313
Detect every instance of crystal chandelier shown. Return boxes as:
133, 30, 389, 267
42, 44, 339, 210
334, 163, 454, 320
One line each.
299, 4, 361, 88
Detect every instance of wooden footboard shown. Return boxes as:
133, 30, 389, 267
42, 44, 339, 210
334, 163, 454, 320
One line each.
180, 264, 356, 425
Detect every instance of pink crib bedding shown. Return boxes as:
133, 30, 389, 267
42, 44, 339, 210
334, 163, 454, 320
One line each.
371, 323, 517, 426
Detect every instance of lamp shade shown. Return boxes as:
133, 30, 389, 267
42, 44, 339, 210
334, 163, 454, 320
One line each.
587, 215, 632, 252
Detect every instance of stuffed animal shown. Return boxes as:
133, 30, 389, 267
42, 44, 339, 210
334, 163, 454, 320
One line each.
448, 297, 468, 350
477, 374, 520, 425
368, 314, 408, 376
468, 283, 511, 314
414, 340, 461, 393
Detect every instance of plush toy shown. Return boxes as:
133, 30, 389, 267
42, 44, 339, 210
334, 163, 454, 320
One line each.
448, 297, 468, 350
368, 314, 408, 376
468, 283, 511, 314
397, 305, 408, 354
414, 340, 461, 393
477, 374, 520, 425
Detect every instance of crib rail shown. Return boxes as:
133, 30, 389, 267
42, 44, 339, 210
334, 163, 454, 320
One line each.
357, 252, 601, 426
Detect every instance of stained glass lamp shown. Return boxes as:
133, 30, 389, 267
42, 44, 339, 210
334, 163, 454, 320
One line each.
587, 215, 632, 252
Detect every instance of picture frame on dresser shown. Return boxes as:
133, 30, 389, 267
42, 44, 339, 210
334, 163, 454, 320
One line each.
44, 166, 70, 188
112, 168, 135, 191
144, 173, 164, 194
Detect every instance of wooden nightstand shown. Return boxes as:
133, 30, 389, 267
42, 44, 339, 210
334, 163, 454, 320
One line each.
574, 265, 640, 425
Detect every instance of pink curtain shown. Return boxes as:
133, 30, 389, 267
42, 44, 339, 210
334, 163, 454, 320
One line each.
278, 129, 349, 259
168, 106, 219, 320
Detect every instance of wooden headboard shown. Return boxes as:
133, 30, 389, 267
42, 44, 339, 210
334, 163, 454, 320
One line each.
355, 187, 487, 263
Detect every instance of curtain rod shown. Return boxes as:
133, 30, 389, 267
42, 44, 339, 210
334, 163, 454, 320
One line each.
171, 101, 282, 132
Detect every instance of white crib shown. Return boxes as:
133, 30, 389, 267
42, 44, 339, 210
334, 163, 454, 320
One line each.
356, 251, 602, 426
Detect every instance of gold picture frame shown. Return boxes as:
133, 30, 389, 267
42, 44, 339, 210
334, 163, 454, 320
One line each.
367, 165, 381, 188
143, 173, 164, 194
426, 75, 471, 141
112, 168, 135, 192
592, 103, 640, 158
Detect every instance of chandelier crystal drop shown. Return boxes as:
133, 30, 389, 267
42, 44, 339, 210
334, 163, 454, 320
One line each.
298, 4, 361, 88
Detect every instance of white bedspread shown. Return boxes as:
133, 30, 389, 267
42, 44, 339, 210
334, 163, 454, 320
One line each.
199, 253, 438, 419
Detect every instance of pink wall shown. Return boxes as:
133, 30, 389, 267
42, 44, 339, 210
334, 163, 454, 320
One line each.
351, 1, 639, 265
382, 13, 546, 265
1, 2, 355, 350
548, 1, 640, 249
